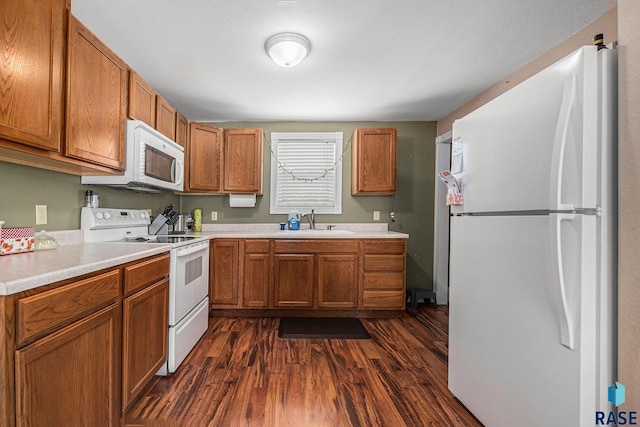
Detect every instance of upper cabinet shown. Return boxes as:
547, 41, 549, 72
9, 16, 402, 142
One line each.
187, 122, 222, 192
128, 71, 156, 127
223, 128, 263, 194
128, 71, 179, 142
0, 0, 67, 152
351, 128, 397, 195
184, 124, 263, 194
65, 16, 127, 170
175, 112, 188, 148
155, 96, 177, 140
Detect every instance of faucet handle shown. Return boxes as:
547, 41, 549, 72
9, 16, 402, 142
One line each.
327, 224, 335, 230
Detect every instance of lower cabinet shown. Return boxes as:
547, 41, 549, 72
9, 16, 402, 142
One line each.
122, 277, 169, 409
210, 240, 240, 307
362, 240, 406, 309
243, 240, 271, 308
273, 254, 315, 308
14, 304, 120, 427
5, 253, 170, 427
317, 254, 359, 308
208, 238, 406, 312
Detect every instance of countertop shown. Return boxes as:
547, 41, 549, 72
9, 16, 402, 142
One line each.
0, 242, 171, 296
0, 224, 408, 296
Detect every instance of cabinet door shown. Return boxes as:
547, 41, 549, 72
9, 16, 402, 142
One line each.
15, 304, 120, 427
223, 128, 263, 194
175, 112, 188, 148
128, 70, 156, 126
210, 240, 239, 307
122, 278, 168, 409
188, 122, 222, 192
317, 254, 358, 308
243, 253, 270, 308
274, 254, 314, 308
0, 0, 65, 151
65, 16, 127, 170
351, 128, 397, 195
155, 95, 176, 140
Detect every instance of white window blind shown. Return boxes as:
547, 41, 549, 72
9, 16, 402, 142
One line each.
270, 132, 343, 215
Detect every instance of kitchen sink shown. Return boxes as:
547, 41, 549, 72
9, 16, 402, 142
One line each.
278, 229, 355, 235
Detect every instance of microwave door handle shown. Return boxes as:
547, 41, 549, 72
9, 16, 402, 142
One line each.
172, 159, 184, 186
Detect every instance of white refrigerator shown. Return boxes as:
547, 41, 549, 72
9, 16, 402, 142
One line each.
448, 46, 617, 427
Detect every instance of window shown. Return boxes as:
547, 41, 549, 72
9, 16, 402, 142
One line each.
269, 132, 343, 215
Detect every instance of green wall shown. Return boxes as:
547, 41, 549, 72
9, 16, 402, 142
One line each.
0, 120, 437, 290
0, 162, 179, 230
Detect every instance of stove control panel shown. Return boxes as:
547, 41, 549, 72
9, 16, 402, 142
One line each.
81, 207, 151, 230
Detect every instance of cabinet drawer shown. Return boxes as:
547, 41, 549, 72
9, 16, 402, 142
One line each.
123, 254, 170, 295
245, 239, 270, 253
363, 239, 405, 254
364, 254, 405, 272
275, 240, 359, 254
362, 290, 405, 309
364, 273, 405, 290
17, 269, 120, 345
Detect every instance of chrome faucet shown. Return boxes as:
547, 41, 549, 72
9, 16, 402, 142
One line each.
302, 209, 315, 229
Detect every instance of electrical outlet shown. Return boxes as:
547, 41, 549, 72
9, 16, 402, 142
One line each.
35, 205, 47, 225
373, 211, 380, 221
211, 211, 218, 221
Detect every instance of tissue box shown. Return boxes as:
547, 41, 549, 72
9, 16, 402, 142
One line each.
1, 227, 35, 255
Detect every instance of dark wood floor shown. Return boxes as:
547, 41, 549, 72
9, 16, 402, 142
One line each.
126, 304, 483, 426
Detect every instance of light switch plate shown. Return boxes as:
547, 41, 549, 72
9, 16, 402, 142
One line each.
211, 211, 218, 221
373, 211, 380, 221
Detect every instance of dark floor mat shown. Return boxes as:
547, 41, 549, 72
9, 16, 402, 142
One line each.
278, 317, 371, 339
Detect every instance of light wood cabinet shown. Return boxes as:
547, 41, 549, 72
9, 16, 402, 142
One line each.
210, 240, 240, 307
273, 240, 360, 309
274, 254, 315, 308
187, 122, 222, 192
155, 95, 177, 140
207, 238, 405, 313
317, 254, 359, 308
184, 126, 263, 194
362, 239, 406, 309
351, 128, 397, 195
128, 71, 156, 127
15, 304, 120, 427
175, 112, 188, 148
0, 0, 66, 152
121, 254, 170, 410
122, 278, 169, 410
243, 240, 271, 308
65, 15, 127, 170
3, 253, 170, 427
223, 128, 263, 194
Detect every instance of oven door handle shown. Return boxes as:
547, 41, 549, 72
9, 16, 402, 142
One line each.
175, 244, 209, 258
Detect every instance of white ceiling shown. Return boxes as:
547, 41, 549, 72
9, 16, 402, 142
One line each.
71, 0, 610, 122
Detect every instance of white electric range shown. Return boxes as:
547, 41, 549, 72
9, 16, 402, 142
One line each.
81, 207, 210, 375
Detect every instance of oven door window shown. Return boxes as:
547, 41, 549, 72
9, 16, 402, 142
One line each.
145, 145, 175, 183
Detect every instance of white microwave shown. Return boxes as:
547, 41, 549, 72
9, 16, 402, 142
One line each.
82, 120, 184, 192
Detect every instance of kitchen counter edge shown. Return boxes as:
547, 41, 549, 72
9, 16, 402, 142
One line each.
0, 243, 171, 296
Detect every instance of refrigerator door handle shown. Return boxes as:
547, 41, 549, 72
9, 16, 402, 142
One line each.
550, 212, 576, 350
549, 74, 579, 212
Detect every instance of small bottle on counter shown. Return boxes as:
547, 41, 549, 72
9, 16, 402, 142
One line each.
194, 208, 202, 232
85, 190, 93, 207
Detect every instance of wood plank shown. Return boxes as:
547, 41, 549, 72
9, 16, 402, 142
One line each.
125, 306, 483, 426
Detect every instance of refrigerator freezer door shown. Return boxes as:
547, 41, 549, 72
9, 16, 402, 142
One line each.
448, 215, 610, 426
451, 46, 602, 214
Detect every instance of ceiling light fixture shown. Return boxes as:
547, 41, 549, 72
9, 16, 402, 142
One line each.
265, 33, 311, 67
